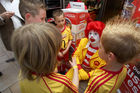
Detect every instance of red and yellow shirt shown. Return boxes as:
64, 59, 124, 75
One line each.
20, 73, 78, 93
73, 38, 106, 69
85, 66, 127, 93
61, 26, 73, 49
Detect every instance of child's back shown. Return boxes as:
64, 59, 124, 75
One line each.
11, 23, 78, 93
85, 65, 127, 93
20, 73, 77, 93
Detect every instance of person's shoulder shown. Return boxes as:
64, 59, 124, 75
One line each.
50, 73, 78, 92
65, 26, 71, 31
76, 38, 89, 48
50, 73, 71, 81
122, 65, 128, 73
80, 38, 88, 43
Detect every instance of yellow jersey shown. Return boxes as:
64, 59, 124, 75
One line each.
85, 66, 127, 93
61, 26, 73, 49
20, 72, 78, 93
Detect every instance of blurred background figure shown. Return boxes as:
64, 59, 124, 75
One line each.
0, 0, 23, 63
0, 0, 23, 51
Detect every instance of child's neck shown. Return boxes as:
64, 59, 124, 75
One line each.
103, 61, 123, 72
57, 25, 65, 32
25, 21, 28, 25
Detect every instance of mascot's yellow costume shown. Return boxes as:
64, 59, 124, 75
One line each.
66, 21, 106, 80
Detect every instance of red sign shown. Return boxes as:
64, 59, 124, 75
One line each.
132, 0, 140, 23
119, 64, 140, 93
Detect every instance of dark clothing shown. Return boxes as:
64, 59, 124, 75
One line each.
0, 3, 14, 51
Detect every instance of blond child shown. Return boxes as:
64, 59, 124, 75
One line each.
85, 18, 140, 93
11, 23, 79, 93
53, 9, 73, 73
19, 0, 46, 24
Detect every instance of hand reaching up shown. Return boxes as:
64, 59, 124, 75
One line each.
69, 57, 77, 68
69, 57, 79, 88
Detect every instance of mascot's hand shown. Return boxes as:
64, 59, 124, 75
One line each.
81, 64, 92, 72
78, 68, 90, 80
78, 64, 90, 80
66, 64, 91, 81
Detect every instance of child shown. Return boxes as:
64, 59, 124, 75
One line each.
11, 23, 79, 93
19, 0, 46, 24
66, 21, 106, 81
53, 9, 73, 73
85, 18, 140, 93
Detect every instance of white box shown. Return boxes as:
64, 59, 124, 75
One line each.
62, 8, 88, 34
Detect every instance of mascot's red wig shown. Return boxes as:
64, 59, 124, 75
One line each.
85, 21, 105, 38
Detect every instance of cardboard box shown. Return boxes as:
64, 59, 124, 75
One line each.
72, 30, 85, 42
62, 8, 88, 34
62, 8, 88, 48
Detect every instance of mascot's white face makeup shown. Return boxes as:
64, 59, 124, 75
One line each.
88, 30, 100, 45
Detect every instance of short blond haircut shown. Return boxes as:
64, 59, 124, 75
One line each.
52, 9, 64, 20
101, 17, 140, 64
19, 0, 46, 19
11, 23, 62, 80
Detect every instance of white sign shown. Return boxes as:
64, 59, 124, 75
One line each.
70, 2, 85, 10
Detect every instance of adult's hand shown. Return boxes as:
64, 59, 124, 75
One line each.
81, 64, 92, 72
0, 11, 14, 20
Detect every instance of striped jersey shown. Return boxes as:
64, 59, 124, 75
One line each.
20, 73, 78, 93
61, 26, 73, 49
82, 43, 98, 69
84, 66, 127, 93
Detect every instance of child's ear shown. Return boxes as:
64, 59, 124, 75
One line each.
25, 13, 31, 21
108, 52, 116, 62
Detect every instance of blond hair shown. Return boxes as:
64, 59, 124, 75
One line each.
19, 0, 46, 19
11, 23, 62, 80
52, 9, 64, 19
101, 17, 140, 64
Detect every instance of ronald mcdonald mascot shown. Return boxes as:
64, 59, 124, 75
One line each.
66, 21, 106, 81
